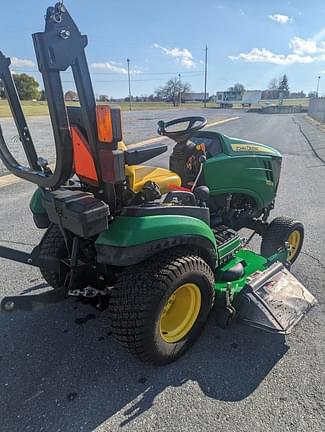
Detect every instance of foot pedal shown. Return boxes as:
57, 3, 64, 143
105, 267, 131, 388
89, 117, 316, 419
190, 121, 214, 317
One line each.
236, 262, 317, 334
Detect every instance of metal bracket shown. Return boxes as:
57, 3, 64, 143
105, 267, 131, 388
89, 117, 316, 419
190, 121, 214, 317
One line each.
1, 285, 67, 313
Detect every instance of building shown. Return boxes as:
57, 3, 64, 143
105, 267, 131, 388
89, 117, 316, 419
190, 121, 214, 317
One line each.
215, 90, 242, 103
182, 92, 209, 102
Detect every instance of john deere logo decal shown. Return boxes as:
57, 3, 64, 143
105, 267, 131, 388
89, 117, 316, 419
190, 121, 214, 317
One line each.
231, 143, 275, 154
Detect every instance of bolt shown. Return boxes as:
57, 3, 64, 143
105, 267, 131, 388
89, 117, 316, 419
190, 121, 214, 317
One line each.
60, 29, 71, 40
3, 301, 15, 312
27, 258, 33, 264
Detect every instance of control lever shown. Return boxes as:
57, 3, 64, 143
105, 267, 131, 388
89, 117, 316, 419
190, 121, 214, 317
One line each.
191, 154, 206, 191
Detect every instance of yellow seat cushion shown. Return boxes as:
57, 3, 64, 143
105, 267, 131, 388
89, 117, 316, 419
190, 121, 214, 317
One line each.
125, 165, 181, 193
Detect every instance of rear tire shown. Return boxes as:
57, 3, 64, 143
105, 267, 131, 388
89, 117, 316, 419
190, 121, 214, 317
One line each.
108, 249, 215, 365
39, 224, 68, 288
261, 216, 304, 264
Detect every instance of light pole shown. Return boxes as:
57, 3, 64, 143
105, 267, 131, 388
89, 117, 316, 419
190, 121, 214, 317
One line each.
127, 58, 132, 110
178, 73, 182, 107
204, 45, 208, 108
316, 75, 321, 98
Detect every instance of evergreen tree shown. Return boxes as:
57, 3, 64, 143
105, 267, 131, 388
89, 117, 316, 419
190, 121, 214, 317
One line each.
278, 74, 289, 97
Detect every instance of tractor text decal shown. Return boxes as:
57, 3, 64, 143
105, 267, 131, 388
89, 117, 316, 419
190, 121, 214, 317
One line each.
231, 143, 275, 154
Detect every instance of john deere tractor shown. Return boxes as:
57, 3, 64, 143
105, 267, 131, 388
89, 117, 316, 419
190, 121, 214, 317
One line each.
0, 3, 316, 365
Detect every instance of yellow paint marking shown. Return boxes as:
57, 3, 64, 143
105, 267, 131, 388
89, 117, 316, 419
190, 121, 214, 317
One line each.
0, 116, 240, 189
128, 116, 239, 148
0, 163, 56, 189
205, 116, 239, 129
0, 173, 22, 188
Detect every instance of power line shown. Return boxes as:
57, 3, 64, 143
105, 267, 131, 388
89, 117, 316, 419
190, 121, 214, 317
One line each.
61, 74, 203, 84
12, 68, 204, 76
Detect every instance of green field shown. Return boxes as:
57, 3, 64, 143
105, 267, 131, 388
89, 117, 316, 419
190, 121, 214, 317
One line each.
0, 100, 217, 118
0, 98, 310, 118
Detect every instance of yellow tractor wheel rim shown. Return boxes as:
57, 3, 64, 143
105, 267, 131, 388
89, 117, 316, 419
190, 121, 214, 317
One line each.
288, 230, 301, 261
160, 283, 201, 343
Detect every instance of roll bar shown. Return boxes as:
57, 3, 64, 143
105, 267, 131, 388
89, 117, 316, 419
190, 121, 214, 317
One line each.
0, 3, 104, 190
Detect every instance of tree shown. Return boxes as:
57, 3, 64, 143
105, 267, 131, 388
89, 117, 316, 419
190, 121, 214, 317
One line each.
98, 94, 109, 102
278, 74, 289, 97
155, 78, 191, 106
268, 78, 278, 90
227, 83, 245, 94
39, 90, 46, 101
308, 91, 318, 99
64, 90, 78, 101
12, 73, 40, 100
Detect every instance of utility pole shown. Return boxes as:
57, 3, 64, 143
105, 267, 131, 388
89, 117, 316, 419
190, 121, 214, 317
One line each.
127, 58, 132, 110
178, 73, 182, 107
316, 75, 321, 98
204, 45, 208, 108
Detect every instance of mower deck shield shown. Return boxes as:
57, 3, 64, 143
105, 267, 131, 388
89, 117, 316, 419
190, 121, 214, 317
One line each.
237, 262, 317, 334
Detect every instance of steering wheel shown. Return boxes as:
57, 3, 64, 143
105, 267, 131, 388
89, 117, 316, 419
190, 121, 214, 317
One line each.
157, 116, 207, 142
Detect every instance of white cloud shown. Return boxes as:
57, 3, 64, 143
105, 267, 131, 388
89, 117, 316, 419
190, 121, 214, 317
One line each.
229, 48, 314, 64
11, 57, 35, 67
91, 61, 142, 75
290, 36, 325, 54
153, 43, 196, 69
290, 37, 318, 54
269, 14, 292, 24
229, 34, 325, 65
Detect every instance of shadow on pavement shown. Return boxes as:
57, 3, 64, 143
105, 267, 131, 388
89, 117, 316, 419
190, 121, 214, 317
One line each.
0, 293, 288, 431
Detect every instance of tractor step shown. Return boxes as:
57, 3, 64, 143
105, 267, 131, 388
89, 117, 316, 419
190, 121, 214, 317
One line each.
236, 262, 317, 334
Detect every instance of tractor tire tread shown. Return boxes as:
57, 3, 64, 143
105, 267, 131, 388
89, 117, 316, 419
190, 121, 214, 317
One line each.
39, 224, 67, 288
108, 248, 215, 364
261, 216, 304, 263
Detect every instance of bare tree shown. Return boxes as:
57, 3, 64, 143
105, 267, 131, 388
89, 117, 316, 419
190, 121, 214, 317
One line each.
228, 83, 245, 94
268, 78, 278, 90
64, 90, 78, 101
155, 78, 191, 106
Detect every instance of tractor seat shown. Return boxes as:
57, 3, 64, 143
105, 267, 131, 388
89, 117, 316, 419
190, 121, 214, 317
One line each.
125, 165, 181, 194
118, 141, 182, 193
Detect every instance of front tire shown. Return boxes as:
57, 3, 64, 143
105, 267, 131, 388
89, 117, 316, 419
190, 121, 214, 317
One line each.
261, 216, 304, 264
108, 249, 215, 365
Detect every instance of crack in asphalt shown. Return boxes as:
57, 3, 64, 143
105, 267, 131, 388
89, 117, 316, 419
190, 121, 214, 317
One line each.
301, 250, 325, 270
292, 116, 325, 165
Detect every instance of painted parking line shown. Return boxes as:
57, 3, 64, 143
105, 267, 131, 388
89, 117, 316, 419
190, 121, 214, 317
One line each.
0, 116, 239, 189
127, 116, 239, 148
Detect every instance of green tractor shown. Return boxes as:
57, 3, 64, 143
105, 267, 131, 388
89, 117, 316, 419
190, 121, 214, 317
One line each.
0, 3, 317, 365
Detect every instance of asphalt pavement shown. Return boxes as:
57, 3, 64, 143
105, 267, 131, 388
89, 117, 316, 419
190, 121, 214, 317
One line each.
0, 110, 324, 432
0, 108, 231, 176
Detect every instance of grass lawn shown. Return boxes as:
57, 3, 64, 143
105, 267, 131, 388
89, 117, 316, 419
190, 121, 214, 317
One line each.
0, 98, 310, 118
0, 100, 217, 118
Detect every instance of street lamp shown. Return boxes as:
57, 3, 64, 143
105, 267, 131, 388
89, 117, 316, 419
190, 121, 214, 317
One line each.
316, 75, 321, 98
127, 58, 132, 110
178, 73, 181, 106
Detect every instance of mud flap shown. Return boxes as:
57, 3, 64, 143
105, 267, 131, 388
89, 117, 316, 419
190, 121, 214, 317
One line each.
236, 262, 317, 334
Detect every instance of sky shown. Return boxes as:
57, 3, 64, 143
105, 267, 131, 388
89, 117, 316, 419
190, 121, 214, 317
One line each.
2, 0, 325, 98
